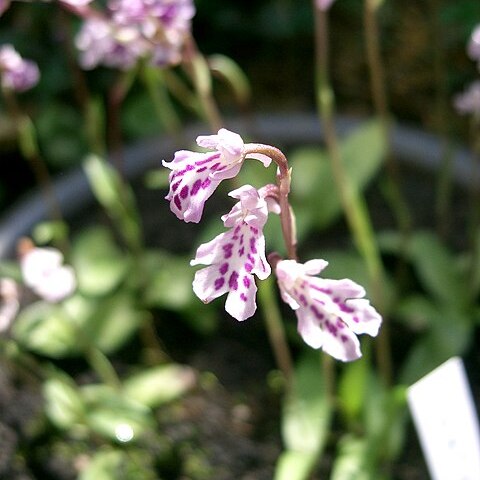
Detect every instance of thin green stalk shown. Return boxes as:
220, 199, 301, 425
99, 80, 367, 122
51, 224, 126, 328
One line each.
107, 68, 138, 175
363, 0, 411, 237
468, 116, 480, 298
313, 4, 392, 385
2, 89, 66, 241
184, 36, 224, 132
142, 65, 183, 138
428, 0, 455, 238
258, 276, 294, 388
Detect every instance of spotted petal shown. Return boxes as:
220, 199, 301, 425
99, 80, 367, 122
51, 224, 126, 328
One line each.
275, 259, 382, 362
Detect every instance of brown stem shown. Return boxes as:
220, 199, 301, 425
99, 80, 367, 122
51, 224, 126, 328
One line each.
244, 144, 297, 260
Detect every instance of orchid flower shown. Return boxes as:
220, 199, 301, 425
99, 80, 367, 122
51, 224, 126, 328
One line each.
453, 80, 480, 116
0, 44, 39, 92
20, 244, 76, 303
163, 128, 272, 223
275, 259, 382, 361
316, 0, 337, 11
467, 24, 480, 66
190, 185, 278, 321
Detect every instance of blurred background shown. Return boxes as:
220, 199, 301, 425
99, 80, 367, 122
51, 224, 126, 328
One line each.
1, 0, 479, 212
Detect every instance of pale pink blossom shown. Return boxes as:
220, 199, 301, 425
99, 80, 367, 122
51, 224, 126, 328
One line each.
275, 259, 382, 361
453, 80, 480, 115
467, 24, 480, 65
0, 278, 19, 332
0, 44, 39, 92
59, 0, 94, 6
20, 246, 76, 303
316, 0, 336, 11
190, 185, 278, 321
0, 0, 10, 17
163, 129, 272, 223
75, 17, 149, 70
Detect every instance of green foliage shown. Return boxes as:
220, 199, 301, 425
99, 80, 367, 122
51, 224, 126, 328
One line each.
289, 120, 386, 240
275, 351, 332, 480
122, 364, 196, 408
84, 155, 142, 252
71, 227, 131, 297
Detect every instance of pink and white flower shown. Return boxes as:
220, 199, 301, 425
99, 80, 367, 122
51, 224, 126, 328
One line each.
467, 24, 480, 65
316, 0, 337, 11
75, 17, 149, 70
0, 0, 10, 17
163, 128, 272, 223
275, 259, 382, 361
190, 185, 277, 321
0, 44, 39, 92
20, 245, 76, 303
453, 80, 480, 116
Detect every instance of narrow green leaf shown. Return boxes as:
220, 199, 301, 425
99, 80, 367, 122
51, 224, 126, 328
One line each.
83, 154, 142, 251
338, 356, 370, 425
282, 351, 332, 453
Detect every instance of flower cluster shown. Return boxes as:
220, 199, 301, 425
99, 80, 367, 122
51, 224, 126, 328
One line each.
0, 44, 39, 92
73, 0, 195, 70
164, 129, 382, 361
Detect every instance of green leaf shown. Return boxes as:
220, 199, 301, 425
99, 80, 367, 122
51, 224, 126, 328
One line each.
281, 351, 332, 453
83, 154, 142, 251
83, 292, 146, 354
399, 308, 473, 384
142, 250, 194, 310
289, 119, 385, 233
330, 435, 371, 480
274, 451, 317, 480
338, 356, 370, 426
123, 364, 196, 408
12, 301, 81, 358
79, 449, 156, 480
408, 231, 469, 308
79, 450, 126, 480
396, 295, 438, 330
71, 227, 130, 297
81, 385, 152, 443
44, 374, 85, 429
0, 260, 21, 281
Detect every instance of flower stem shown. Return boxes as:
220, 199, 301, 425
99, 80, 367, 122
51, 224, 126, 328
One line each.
2, 88, 65, 236
363, 0, 411, 237
245, 144, 297, 260
258, 276, 294, 387
313, 4, 392, 385
184, 36, 224, 132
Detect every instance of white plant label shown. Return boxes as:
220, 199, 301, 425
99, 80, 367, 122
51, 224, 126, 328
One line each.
407, 357, 480, 480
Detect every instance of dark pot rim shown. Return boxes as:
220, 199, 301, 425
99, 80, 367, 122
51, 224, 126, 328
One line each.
0, 112, 475, 259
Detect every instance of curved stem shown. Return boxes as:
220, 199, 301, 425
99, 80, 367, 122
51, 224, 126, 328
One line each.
245, 144, 297, 260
